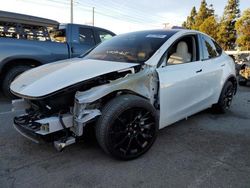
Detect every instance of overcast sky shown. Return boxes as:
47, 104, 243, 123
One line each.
1, 0, 249, 34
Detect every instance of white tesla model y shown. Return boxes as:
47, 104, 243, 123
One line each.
11, 29, 237, 160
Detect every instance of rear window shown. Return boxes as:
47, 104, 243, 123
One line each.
0, 22, 51, 41
84, 31, 176, 64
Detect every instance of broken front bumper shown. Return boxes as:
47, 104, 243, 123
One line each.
12, 99, 102, 150
14, 115, 42, 144
13, 114, 73, 143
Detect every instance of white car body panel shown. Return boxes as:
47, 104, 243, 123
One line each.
154, 31, 236, 129
10, 58, 139, 97
157, 61, 208, 128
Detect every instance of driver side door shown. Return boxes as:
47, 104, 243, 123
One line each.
156, 34, 210, 129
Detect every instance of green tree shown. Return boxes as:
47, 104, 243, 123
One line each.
207, 4, 215, 16
217, 0, 240, 50
194, 0, 212, 29
236, 8, 250, 50
182, 21, 187, 28
182, 6, 197, 29
199, 16, 219, 40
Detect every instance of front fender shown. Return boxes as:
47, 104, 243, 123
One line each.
75, 68, 157, 104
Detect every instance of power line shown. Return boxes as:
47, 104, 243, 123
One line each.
18, 0, 164, 28
76, 1, 163, 26
77, 0, 167, 24
94, 0, 168, 22
76, 5, 161, 27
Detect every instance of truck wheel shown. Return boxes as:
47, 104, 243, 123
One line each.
238, 76, 247, 86
212, 81, 234, 114
95, 94, 158, 160
2, 66, 30, 99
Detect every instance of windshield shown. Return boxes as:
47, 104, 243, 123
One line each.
84, 30, 176, 63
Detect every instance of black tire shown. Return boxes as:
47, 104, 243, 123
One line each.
212, 82, 234, 114
95, 94, 158, 160
2, 66, 30, 99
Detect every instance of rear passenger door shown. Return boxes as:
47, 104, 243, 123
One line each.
70, 27, 96, 57
199, 34, 224, 103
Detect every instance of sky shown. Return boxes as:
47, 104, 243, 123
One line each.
1, 0, 249, 34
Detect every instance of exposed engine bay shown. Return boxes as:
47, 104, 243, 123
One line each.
12, 64, 158, 151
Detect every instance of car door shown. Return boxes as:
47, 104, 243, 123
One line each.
70, 27, 96, 57
199, 34, 225, 104
156, 34, 211, 129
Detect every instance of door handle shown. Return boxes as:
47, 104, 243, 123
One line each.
196, 69, 202, 73
221, 64, 225, 67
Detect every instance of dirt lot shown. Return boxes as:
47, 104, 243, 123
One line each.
0, 86, 250, 188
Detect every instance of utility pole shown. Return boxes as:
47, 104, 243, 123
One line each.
92, 7, 95, 26
70, 0, 73, 23
163, 23, 169, 29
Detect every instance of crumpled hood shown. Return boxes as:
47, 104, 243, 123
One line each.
10, 58, 139, 98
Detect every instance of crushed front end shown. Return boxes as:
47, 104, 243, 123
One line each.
12, 64, 156, 151
12, 87, 102, 151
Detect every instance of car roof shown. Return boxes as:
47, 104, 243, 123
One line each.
60, 23, 116, 36
122, 29, 183, 36
0, 10, 59, 27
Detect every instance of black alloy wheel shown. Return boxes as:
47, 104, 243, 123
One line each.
212, 81, 234, 113
95, 95, 158, 160
221, 83, 234, 110
109, 108, 156, 158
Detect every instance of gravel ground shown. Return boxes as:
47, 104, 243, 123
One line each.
0, 86, 250, 188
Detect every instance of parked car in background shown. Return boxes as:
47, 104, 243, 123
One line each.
226, 51, 250, 78
0, 11, 115, 98
238, 61, 250, 86
11, 29, 237, 160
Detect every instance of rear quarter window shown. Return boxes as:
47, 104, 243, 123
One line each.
202, 35, 221, 60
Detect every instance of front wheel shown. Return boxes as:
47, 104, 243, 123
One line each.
95, 95, 158, 160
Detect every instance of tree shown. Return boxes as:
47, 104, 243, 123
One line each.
194, 0, 212, 29
236, 9, 250, 50
207, 4, 215, 17
199, 16, 219, 40
217, 0, 240, 50
182, 21, 187, 28
183, 7, 197, 29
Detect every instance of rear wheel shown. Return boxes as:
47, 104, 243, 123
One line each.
212, 82, 234, 113
95, 95, 158, 160
2, 66, 30, 99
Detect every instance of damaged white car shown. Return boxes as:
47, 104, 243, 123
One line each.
11, 29, 237, 160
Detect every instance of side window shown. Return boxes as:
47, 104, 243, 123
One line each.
50, 29, 66, 43
0, 22, 51, 41
98, 30, 113, 42
213, 40, 223, 56
159, 35, 199, 67
79, 28, 95, 45
202, 36, 219, 60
